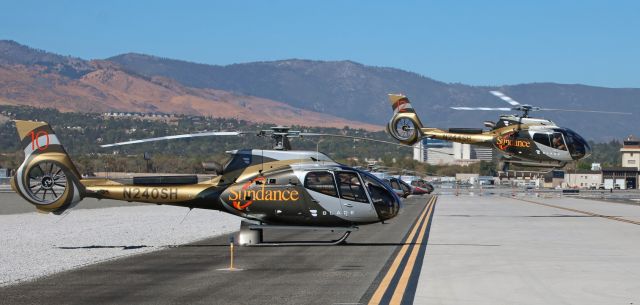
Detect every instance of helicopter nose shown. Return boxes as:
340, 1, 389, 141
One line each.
379, 189, 402, 221
572, 137, 591, 160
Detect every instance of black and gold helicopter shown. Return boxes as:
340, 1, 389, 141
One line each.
10, 121, 409, 245
386, 91, 631, 171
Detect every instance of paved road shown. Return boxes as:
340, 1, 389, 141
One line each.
0, 196, 433, 305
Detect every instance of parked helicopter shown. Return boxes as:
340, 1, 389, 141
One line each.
10, 121, 408, 245
386, 91, 631, 170
366, 165, 434, 196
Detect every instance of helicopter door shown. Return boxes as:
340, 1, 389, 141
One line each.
303, 171, 343, 217
335, 171, 377, 221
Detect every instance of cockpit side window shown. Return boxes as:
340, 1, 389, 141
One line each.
362, 174, 393, 205
390, 180, 400, 190
551, 132, 567, 151
336, 172, 369, 203
533, 133, 551, 147
304, 171, 338, 197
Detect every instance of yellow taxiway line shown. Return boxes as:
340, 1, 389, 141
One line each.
368, 196, 437, 305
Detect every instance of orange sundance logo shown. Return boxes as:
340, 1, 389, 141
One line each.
496, 133, 531, 150
228, 176, 300, 210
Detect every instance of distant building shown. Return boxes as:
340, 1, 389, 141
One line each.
472, 146, 493, 162
564, 171, 602, 189
602, 167, 638, 189
414, 139, 492, 166
621, 135, 640, 170
424, 139, 455, 165
453, 142, 471, 160
412, 139, 427, 163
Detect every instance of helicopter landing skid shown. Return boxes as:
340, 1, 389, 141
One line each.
236, 221, 358, 246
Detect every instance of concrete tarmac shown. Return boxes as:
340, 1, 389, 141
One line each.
414, 194, 640, 305
2, 192, 639, 304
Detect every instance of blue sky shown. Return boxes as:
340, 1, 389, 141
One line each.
1, 0, 638, 87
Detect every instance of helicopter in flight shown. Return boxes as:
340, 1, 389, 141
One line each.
386, 91, 631, 171
10, 121, 408, 246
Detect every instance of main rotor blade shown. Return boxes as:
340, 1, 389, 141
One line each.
538, 108, 632, 115
489, 91, 521, 106
100, 131, 247, 148
299, 133, 454, 155
451, 107, 513, 111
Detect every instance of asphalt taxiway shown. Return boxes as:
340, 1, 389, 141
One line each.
0, 194, 433, 305
1, 192, 639, 304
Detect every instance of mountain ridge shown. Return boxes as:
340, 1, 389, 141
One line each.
1, 40, 638, 140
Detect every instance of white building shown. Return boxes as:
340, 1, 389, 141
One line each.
621, 135, 640, 170
413, 140, 427, 163
564, 172, 602, 189
472, 146, 493, 161
414, 138, 493, 166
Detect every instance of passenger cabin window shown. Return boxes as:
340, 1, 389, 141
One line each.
336, 172, 369, 203
533, 133, 551, 147
551, 132, 567, 151
304, 171, 338, 197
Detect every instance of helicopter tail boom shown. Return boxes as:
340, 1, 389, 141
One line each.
386, 94, 493, 146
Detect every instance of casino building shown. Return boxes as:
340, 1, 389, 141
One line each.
413, 139, 493, 166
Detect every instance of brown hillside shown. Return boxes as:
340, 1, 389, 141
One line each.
0, 62, 382, 130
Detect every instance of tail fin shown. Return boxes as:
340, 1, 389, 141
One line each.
386, 94, 425, 145
10, 120, 84, 214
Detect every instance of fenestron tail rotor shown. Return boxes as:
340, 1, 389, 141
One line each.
450, 91, 633, 117
26, 161, 68, 204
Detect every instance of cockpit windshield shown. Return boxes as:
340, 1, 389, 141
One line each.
533, 132, 567, 151
563, 128, 591, 158
533, 129, 591, 159
359, 170, 401, 220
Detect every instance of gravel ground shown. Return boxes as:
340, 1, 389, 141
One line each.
0, 206, 240, 287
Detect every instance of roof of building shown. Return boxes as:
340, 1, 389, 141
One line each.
566, 170, 601, 174
623, 135, 640, 147
602, 167, 639, 172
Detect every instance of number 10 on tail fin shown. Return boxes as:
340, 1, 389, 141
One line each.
10, 120, 85, 214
